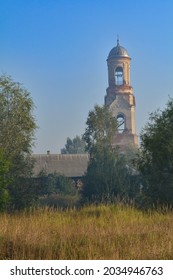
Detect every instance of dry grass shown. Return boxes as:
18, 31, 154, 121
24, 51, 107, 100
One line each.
0, 204, 173, 259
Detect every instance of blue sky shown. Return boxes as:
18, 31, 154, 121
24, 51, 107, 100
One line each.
1, 0, 173, 153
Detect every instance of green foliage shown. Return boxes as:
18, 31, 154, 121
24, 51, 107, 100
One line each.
39, 194, 80, 209
47, 173, 77, 196
136, 98, 173, 207
0, 149, 10, 211
0, 75, 36, 161
35, 172, 79, 208
37, 172, 77, 196
82, 105, 139, 203
61, 135, 86, 154
83, 146, 139, 203
0, 74, 37, 210
7, 177, 38, 211
83, 105, 117, 156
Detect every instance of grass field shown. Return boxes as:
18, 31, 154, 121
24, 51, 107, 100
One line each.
0, 204, 173, 259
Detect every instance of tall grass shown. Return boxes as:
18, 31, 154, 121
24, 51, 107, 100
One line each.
0, 204, 173, 259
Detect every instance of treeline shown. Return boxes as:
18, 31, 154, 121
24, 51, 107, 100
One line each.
82, 103, 173, 209
1, 75, 173, 211
0, 75, 78, 211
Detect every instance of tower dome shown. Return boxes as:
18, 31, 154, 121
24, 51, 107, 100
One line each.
108, 39, 129, 59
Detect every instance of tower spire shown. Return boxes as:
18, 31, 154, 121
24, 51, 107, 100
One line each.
117, 34, 119, 46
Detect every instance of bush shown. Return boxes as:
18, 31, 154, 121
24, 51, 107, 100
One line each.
38, 194, 80, 209
35, 172, 79, 208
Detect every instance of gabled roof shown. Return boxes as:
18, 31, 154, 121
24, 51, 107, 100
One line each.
32, 154, 89, 178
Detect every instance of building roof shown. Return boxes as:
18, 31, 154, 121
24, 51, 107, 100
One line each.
32, 153, 89, 178
108, 39, 129, 59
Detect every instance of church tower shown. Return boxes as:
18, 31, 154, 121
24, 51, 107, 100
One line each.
105, 39, 138, 149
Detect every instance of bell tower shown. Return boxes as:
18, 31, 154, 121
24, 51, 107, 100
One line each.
105, 39, 138, 149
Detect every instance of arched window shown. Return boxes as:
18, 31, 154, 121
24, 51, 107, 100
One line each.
117, 114, 125, 133
115, 66, 123, 85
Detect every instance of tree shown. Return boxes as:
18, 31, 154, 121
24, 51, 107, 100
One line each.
136, 98, 173, 207
0, 74, 37, 209
61, 135, 86, 154
36, 172, 77, 197
83, 105, 117, 156
0, 75, 36, 160
35, 172, 79, 209
0, 149, 10, 211
82, 105, 139, 203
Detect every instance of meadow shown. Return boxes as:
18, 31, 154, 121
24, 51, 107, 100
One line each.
0, 204, 173, 260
